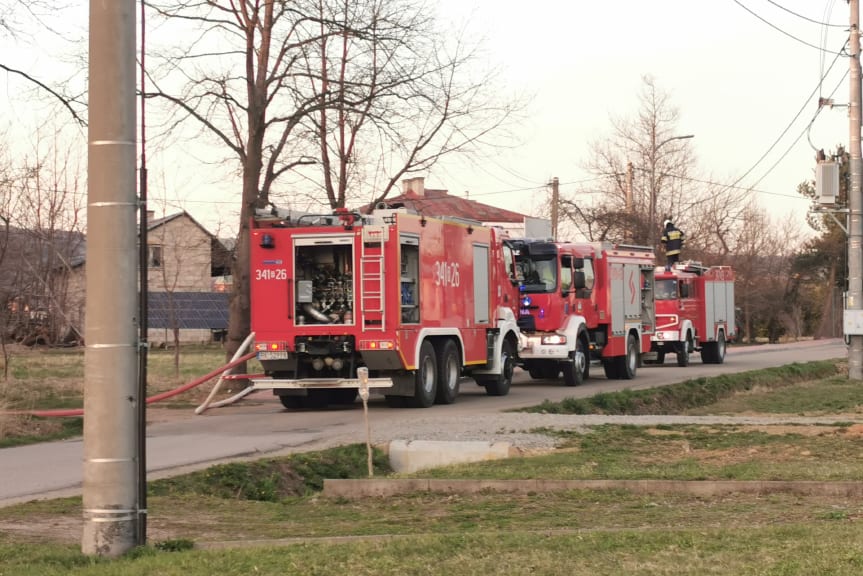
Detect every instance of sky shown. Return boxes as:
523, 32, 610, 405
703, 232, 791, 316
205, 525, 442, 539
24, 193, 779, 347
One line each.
0, 0, 853, 238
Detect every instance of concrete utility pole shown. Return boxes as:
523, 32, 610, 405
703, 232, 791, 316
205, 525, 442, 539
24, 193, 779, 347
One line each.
550, 177, 559, 240
82, 0, 140, 556
849, 0, 863, 380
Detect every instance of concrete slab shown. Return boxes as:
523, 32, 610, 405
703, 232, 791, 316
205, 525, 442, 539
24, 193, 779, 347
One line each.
387, 439, 513, 473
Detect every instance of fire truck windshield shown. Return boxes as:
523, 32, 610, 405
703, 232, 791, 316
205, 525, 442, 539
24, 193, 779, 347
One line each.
519, 257, 557, 293
655, 279, 678, 300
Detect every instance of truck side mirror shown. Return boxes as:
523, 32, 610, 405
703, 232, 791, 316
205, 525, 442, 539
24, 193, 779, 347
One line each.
573, 271, 586, 290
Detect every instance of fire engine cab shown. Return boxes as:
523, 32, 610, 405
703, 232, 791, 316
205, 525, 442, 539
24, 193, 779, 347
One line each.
650, 261, 736, 365
507, 239, 656, 383
249, 207, 522, 409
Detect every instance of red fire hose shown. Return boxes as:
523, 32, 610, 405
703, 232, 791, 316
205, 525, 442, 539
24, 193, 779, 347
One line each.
5, 351, 258, 418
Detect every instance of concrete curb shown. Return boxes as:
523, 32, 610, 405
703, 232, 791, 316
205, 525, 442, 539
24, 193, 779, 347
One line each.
323, 478, 863, 499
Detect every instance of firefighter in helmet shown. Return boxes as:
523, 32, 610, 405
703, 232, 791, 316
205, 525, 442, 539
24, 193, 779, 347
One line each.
660, 219, 684, 271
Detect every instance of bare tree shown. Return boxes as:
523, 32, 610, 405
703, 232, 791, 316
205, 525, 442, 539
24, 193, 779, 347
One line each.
300, 0, 519, 208
0, 0, 86, 124
725, 202, 801, 342
0, 129, 85, 349
562, 76, 748, 255
145, 0, 520, 357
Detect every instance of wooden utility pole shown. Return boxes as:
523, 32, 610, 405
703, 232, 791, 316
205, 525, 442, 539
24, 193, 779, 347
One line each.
848, 0, 863, 380
550, 177, 559, 240
83, 0, 140, 556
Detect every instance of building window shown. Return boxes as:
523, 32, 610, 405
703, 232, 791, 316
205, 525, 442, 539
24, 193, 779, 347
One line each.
148, 245, 163, 268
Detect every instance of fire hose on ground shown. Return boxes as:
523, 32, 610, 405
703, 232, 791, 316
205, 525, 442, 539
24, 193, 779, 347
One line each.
3, 332, 258, 418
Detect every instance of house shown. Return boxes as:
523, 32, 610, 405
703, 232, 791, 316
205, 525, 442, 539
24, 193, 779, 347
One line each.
62, 211, 234, 347
371, 176, 551, 237
0, 226, 86, 345
144, 211, 232, 345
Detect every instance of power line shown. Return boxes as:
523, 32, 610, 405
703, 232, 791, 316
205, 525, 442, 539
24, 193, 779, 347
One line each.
765, 0, 844, 27
732, 0, 846, 52
720, 39, 847, 194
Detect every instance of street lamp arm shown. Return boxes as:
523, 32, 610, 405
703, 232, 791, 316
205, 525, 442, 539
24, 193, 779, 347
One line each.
657, 134, 694, 150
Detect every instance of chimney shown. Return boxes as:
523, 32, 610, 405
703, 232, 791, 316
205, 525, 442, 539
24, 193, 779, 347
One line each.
402, 176, 425, 197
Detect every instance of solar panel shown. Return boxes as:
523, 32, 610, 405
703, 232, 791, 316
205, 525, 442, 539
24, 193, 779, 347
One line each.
147, 292, 230, 329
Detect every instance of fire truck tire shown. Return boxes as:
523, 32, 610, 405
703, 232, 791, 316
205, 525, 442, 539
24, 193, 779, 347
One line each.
701, 331, 727, 364
602, 359, 618, 379
676, 333, 691, 367
331, 388, 359, 405
408, 340, 438, 408
304, 389, 331, 409
435, 339, 461, 405
479, 337, 515, 396
279, 395, 305, 410
612, 333, 638, 380
655, 351, 666, 365
562, 335, 587, 386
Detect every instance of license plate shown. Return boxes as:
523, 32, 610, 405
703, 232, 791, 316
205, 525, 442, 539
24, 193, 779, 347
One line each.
257, 351, 289, 360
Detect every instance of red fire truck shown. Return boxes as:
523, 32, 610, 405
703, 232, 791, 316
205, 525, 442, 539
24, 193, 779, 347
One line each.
507, 239, 656, 383
650, 261, 736, 365
248, 208, 522, 409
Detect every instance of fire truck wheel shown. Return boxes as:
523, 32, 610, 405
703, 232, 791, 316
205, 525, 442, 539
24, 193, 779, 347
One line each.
435, 339, 461, 405
563, 336, 587, 386
676, 334, 691, 367
701, 331, 727, 364
304, 389, 331, 409
408, 340, 437, 408
612, 333, 638, 380
715, 331, 727, 363
278, 395, 305, 410
331, 388, 359, 405
480, 337, 515, 396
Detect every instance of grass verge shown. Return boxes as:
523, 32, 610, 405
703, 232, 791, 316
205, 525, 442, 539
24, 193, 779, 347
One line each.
521, 360, 843, 415
2, 359, 863, 574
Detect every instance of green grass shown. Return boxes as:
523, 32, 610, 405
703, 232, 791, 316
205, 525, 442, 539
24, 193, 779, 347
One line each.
522, 361, 843, 415
2, 358, 863, 573
2, 501, 863, 575
0, 344, 262, 446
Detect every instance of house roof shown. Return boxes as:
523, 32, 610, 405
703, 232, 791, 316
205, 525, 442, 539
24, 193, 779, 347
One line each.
374, 189, 528, 223
148, 210, 214, 238
148, 291, 230, 330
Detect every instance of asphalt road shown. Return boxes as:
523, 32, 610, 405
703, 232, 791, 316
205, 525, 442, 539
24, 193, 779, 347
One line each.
0, 338, 847, 506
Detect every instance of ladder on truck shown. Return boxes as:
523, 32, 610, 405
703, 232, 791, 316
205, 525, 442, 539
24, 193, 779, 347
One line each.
360, 225, 388, 331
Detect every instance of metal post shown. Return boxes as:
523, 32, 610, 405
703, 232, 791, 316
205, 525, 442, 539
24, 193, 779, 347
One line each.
83, 0, 139, 556
849, 0, 863, 380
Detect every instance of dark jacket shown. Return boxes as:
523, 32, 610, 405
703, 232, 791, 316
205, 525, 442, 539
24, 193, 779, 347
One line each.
661, 225, 684, 256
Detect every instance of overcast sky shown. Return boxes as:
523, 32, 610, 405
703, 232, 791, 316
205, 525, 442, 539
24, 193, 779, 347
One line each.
429, 0, 850, 232
0, 0, 852, 237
